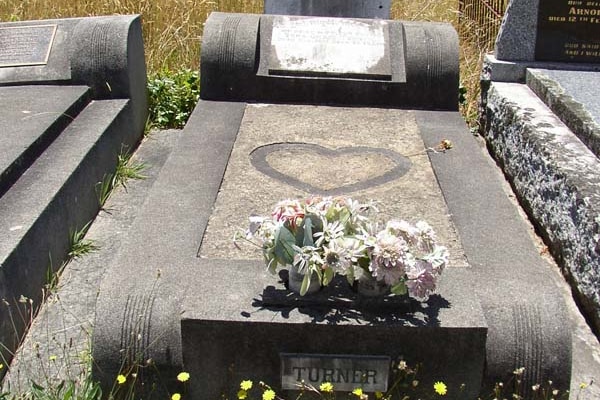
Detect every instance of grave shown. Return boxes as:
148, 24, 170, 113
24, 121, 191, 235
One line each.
480, 0, 600, 341
92, 11, 571, 400
264, 0, 391, 19
0, 15, 146, 371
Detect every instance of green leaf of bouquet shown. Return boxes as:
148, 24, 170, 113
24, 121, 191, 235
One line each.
274, 227, 296, 265
391, 282, 408, 295
300, 271, 312, 296
306, 213, 323, 233
303, 217, 315, 247
266, 257, 279, 274
322, 267, 334, 286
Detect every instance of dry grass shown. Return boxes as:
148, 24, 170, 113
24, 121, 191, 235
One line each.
0, 0, 497, 124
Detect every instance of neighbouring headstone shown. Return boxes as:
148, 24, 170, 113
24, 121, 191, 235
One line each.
496, 0, 600, 62
264, 0, 391, 19
489, 0, 600, 81
0, 15, 147, 374
93, 11, 571, 400
536, 0, 600, 62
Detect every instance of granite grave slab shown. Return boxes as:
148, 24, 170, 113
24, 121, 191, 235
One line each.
0, 15, 147, 372
92, 11, 571, 400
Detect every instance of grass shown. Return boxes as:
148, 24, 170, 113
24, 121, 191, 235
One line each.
96, 151, 146, 208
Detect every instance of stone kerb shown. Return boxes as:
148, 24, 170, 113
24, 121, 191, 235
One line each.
264, 0, 391, 19
0, 15, 147, 374
200, 13, 459, 110
480, 0, 600, 342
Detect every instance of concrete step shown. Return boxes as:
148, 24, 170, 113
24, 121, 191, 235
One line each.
1, 128, 183, 392
0, 98, 139, 369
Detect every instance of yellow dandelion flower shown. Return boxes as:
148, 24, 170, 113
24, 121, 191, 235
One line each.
238, 390, 248, 400
116, 374, 127, 384
262, 388, 276, 400
177, 372, 190, 382
433, 381, 447, 396
319, 382, 334, 392
49, 355, 57, 362
580, 382, 589, 389
0, 363, 4, 370
171, 393, 181, 400
240, 380, 253, 391
375, 391, 383, 399
352, 388, 363, 397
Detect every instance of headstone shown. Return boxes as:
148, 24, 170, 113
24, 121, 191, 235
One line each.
496, 0, 600, 62
92, 11, 571, 400
264, 0, 391, 19
201, 13, 459, 110
536, 0, 600, 62
0, 15, 147, 374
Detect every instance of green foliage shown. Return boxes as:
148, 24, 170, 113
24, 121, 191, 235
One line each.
95, 151, 146, 208
68, 222, 98, 260
113, 153, 146, 190
147, 69, 200, 129
26, 378, 102, 400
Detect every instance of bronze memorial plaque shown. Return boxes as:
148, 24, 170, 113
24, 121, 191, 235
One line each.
536, 0, 600, 62
281, 354, 390, 392
0, 24, 57, 68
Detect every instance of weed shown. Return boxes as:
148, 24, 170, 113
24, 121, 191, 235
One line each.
95, 174, 114, 209
68, 222, 99, 261
113, 153, 146, 190
95, 152, 146, 208
147, 69, 200, 129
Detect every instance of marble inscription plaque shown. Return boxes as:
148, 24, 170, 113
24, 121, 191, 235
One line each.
281, 354, 390, 392
269, 16, 392, 79
536, 0, 600, 62
0, 25, 56, 68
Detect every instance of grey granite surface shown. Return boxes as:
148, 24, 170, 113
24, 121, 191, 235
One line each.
481, 82, 600, 399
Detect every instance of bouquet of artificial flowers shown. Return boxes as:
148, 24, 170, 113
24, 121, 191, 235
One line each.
236, 196, 448, 300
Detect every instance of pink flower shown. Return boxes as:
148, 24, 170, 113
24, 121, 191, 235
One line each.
405, 260, 436, 300
272, 199, 304, 229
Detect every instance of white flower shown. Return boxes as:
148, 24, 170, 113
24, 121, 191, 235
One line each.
414, 220, 437, 252
369, 230, 408, 285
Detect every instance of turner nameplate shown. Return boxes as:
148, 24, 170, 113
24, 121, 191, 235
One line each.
281, 354, 390, 392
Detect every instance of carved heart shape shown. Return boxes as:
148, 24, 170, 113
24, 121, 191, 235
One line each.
250, 143, 412, 195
